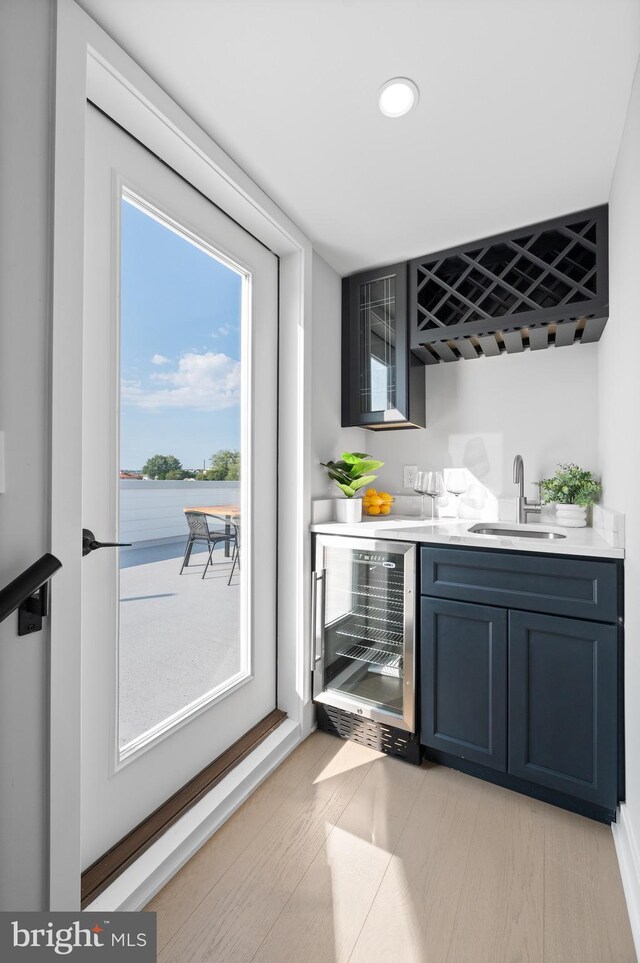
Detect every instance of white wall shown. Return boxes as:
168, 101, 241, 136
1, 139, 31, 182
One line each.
371, 345, 600, 510
0, 0, 54, 910
600, 52, 640, 928
311, 252, 367, 497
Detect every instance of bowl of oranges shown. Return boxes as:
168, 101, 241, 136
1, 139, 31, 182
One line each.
362, 488, 394, 516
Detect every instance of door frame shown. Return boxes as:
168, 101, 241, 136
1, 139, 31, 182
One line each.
50, 0, 313, 909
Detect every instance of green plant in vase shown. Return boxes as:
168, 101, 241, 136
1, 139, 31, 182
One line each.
322, 451, 384, 523
539, 463, 602, 528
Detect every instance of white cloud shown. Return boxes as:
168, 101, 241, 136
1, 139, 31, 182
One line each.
122, 351, 240, 411
151, 353, 170, 365
211, 322, 237, 339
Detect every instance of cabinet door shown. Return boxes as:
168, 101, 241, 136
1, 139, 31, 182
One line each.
509, 611, 618, 809
341, 263, 425, 429
421, 598, 507, 771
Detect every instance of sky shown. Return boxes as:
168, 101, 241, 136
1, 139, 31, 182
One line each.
120, 198, 242, 471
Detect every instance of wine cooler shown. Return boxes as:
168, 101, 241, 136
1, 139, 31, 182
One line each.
311, 535, 419, 763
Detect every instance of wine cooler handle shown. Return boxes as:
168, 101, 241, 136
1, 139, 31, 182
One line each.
312, 569, 326, 663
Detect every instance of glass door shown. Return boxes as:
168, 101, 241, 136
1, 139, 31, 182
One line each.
313, 536, 415, 732
359, 273, 397, 414
81, 104, 278, 871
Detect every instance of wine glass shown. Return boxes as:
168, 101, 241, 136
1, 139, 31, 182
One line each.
413, 471, 431, 520
424, 471, 445, 520
446, 469, 468, 519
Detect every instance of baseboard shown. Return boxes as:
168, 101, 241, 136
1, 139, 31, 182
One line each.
84, 718, 302, 912
613, 803, 640, 961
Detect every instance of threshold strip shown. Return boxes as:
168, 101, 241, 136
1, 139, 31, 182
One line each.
81, 708, 287, 907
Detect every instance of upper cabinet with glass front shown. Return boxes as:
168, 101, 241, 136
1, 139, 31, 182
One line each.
341, 262, 425, 429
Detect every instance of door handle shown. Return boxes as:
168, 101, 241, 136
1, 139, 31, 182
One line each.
82, 529, 132, 557
312, 569, 326, 663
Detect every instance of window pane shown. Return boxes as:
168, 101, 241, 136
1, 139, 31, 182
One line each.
118, 194, 245, 755
359, 275, 397, 414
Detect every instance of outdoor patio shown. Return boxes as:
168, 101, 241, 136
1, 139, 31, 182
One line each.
118, 538, 240, 747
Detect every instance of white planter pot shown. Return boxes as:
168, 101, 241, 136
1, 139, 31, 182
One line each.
555, 503, 588, 528
335, 498, 362, 524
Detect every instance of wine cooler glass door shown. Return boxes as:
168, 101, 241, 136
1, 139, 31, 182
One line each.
312, 537, 415, 732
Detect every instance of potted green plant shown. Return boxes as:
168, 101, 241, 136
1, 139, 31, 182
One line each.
322, 451, 384, 523
539, 463, 602, 528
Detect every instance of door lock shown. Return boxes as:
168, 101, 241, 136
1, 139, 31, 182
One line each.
82, 529, 132, 557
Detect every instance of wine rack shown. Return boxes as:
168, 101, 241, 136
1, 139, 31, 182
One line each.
410, 205, 608, 364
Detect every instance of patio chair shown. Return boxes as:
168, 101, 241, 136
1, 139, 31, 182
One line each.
207, 513, 240, 585
228, 520, 240, 585
179, 511, 239, 582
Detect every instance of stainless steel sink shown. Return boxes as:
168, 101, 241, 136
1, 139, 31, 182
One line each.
468, 523, 566, 540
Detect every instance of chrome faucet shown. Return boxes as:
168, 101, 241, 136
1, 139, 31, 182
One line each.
513, 454, 542, 524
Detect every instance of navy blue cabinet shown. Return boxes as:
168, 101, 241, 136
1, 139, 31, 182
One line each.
341, 263, 426, 430
509, 611, 618, 809
419, 546, 622, 820
421, 598, 507, 771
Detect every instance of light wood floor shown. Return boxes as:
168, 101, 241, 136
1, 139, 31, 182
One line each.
146, 731, 636, 963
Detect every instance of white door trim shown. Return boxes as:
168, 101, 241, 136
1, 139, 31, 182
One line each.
50, 0, 313, 910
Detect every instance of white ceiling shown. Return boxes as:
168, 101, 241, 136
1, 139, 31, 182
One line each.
79, 0, 640, 275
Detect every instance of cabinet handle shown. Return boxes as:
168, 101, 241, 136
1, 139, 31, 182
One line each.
312, 570, 325, 664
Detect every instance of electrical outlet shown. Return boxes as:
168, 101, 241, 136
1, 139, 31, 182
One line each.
403, 465, 418, 489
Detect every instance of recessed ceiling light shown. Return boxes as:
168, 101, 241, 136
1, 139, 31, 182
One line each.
378, 78, 419, 118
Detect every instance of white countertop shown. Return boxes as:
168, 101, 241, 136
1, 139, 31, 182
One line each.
310, 516, 624, 559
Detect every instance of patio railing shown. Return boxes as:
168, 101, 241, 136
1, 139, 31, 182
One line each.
120, 479, 240, 546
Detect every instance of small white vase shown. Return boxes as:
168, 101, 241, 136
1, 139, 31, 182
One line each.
335, 498, 362, 524
555, 504, 587, 528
